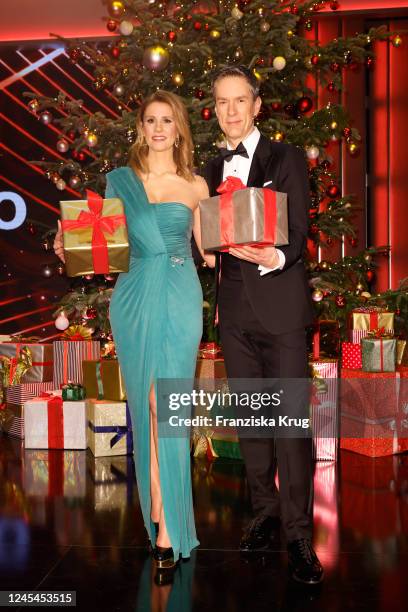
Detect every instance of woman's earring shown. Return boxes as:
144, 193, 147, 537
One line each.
174, 136, 180, 148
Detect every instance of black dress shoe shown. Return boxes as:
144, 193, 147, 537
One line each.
287, 539, 324, 585
239, 514, 280, 552
153, 545, 176, 569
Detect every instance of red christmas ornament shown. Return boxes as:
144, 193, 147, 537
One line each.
194, 21, 202, 30
343, 127, 352, 139
330, 62, 340, 73
84, 307, 97, 320
349, 237, 358, 247
326, 237, 333, 246
366, 269, 375, 282
365, 57, 374, 68
320, 160, 331, 170
67, 130, 76, 140
327, 81, 336, 93
111, 46, 120, 58
271, 101, 281, 112
204, 23, 210, 31
167, 31, 177, 42
311, 55, 319, 66
195, 89, 205, 100
290, 5, 299, 14
330, 0, 339, 9
69, 48, 80, 61
335, 295, 346, 308
77, 151, 86, 162
106, 19, 117, 32
297, 96, 313, 114
326, 183, 340, 198
201, 107, 212, 120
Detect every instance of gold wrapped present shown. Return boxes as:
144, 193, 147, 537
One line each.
0, 403, 24, 438
82, 359, 126, 401
199, 176, 288, 251
60, 190, 129, 277
87, 400, 133, 457
349, 307, 394, 343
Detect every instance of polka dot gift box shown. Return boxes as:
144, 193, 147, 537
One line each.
341, 342, 362, 370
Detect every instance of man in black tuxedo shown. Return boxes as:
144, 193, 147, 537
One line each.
201, 65, 323, 585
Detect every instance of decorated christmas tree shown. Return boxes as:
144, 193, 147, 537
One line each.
25, 0, 407, 340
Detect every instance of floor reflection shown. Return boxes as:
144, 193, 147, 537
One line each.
0, 433, 407, 611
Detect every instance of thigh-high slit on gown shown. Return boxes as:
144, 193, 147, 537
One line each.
106, 166, 202, 559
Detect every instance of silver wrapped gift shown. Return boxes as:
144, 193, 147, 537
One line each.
199, 182, 288, 251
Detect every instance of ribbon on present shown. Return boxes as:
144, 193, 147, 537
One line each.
365, 329, 395, 372
62, 325, 93, 341
61, 190, 126, 274
216, 176, 277, 248
38, 392, 65, 449
87, 402, 133, 453
198, 342, 222, 360
62, 382, 86, 401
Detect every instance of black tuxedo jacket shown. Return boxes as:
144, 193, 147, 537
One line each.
201, 135, 315, 335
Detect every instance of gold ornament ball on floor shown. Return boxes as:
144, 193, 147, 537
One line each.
172, 73, 184, 86
143, 45, 170, 71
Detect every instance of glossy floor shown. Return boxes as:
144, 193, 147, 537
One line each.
0, 437, 407, 611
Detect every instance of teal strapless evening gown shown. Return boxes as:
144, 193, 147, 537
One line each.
105, 166, 202, 559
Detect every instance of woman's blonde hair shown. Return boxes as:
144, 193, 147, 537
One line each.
129, 90, 194, 181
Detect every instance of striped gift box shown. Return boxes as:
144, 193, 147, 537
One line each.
53, 340, 100, 388
0, 404, 25, 438
6, 381, 55, 404
310, 359, 339, 461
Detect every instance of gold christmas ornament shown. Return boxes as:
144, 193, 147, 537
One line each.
330, 121, 338, 130
260, 20, 270, 33
86, 132, 98, 147
312, 289, 324, 302
143, 45, 170, 71
348, 142, 360, 156
273, 131, 284, 142
287, 30, 294, 39
210, 29, 221, 40
234, 47, 244, 60
172, 72, 184, 86
108, 1, 125, 19
392, 34, 402, 48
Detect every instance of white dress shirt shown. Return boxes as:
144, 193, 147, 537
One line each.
222, 127, 285, 275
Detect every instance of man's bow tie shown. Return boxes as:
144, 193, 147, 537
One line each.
219, 142, 249, 162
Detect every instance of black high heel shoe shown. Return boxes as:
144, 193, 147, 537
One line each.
153, 545, 176, 569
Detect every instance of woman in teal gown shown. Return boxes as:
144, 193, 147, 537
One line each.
106, 91, 214, 567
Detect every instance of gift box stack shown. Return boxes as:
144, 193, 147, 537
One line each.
0, 330, 133, 459
308, 321, 340, 462
340, 306, 408, 457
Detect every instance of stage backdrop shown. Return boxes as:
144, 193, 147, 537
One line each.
1, 6, 407, 337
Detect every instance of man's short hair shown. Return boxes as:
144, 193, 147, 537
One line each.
211, 65, 260, 100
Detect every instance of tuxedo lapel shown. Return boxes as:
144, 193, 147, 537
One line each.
247, 135, 275, 187
209, 155, 224, 196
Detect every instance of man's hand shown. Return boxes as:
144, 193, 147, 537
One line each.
53, 220, 65, 263
228, 245, 280, 269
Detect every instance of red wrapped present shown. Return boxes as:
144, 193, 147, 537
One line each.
198, 342, 222, 360
60, 190, 129, 277
199, 176, 288, 251
341, 342, 362, 370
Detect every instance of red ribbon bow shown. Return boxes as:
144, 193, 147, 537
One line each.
61, 190, 126, 274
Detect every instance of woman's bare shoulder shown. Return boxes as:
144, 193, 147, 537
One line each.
192, 174, 209, 199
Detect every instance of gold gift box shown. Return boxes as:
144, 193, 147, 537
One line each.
0, 403, 24, 438
60, 197, 129, 277
351, 310, 394, 331
87, 400, 132, 457
82, 359, 126, 401
199, 187, 288, 251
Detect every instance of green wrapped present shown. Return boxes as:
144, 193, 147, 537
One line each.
62, 383, 86, 401
361, 332, 397, 373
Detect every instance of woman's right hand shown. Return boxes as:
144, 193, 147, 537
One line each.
53, 220, 65, 263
